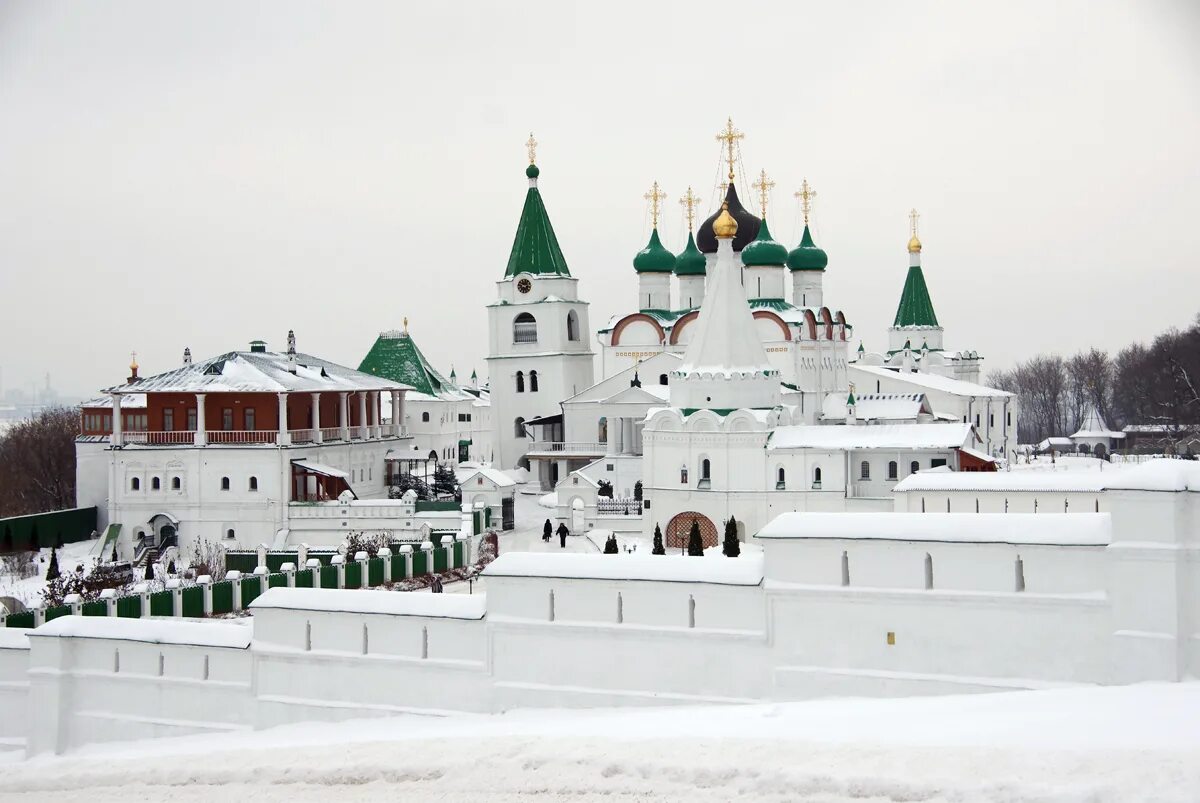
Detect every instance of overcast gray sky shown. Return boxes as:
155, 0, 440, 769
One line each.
1, 1, 1197, 400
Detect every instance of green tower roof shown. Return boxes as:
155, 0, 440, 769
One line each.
741, 219, 789, 266
358, 330, 456, 399
504, 165, 570, 278
893, 265, 940, 327
674, 232, 706, 276
633, 228, 676, 273
786, 224, 828, 271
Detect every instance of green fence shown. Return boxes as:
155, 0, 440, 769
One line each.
210, 581, 234, 615
319, 565, 339, 589
116, 595, 141, 618
241, 576, 263, 608
415, 500, 460, 512
181, 586, 204, 617
295, 568, 314, 588
412, 550, 428, 576
149, 590, 174, 617
82, 600, 107, 617
454, 540, 465, 568
433, 546, 449, 573
344, 562, 362, 589
391, 553, 408, 579
44, 605, 71, 622
268, 572, 288, 589
0, 506, 98, 553
225, 550, 337, 572
4, 611, 34, 628
367, 558, 385, 586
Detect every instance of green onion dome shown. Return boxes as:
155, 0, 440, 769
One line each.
787, 224, 828, 271
633, 228, 676, 273
674, 232, 706, 276
741, 219, 788, 266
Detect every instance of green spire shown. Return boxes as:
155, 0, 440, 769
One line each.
633, 228, 676, 273
741, 219, 788, 266
786, 224, 828, 271
893, 265, 940, 327
504, 164, 570, 278
674, 231, 706, 276
358, 329, 456, 398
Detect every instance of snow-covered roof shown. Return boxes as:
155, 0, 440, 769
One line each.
0, 629, 31, 650
250, 587, 487, 619
757, 512, 1111, 546
81, 393, 146, 409
105, 349, 410, 395
483, 553, 764, 586
767, 423, 974, 451
1100, 459, 1200, 492
1070, 406, 1125, 440
894, 470, 1107, 493
849, 364, 1012, 398
1038, 437, 1075, 450
457, 466, 517, 488
821, 392, 930, 422
30, 615, 253, 648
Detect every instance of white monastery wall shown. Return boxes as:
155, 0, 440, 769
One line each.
0, 631, 30, 751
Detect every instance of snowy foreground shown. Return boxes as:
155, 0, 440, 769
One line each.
2, 684, 1198, 802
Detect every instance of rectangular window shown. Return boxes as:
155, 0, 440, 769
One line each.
244, 408, 256, 431
125, 413, 148, 432
163, 408, 174, 432
989, 414, 994, 428
1007, 412, 1012, 427
103, 414, 111, 432
186, 409, 197, 431
222, 409, 234, 431
931, 458, 947, 468
975, 414, 980, 427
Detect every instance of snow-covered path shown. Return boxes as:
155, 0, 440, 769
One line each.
1, 683, 1197, 801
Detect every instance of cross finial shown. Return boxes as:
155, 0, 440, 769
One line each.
679, 186, 701, 232
715, 117, 744, 182
129, 350, 137, 369
643, 181, 667, 228
794, 179, 817, 225
752, 169, 775, 220
909, 208, 920, 237
525, 132, 538, 165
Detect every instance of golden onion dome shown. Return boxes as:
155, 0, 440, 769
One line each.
713, 202, 738, 239
907, 234, 922, 254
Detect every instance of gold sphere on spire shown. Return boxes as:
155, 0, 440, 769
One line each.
907, 234, 922, 253
713, 201, 738, 239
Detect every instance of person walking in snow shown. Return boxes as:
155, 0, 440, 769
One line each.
431, 575, 443, 593
543, 519, 552, 543
557, 522, 569, 548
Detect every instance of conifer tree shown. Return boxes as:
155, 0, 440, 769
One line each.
45, 546, 60, 581
109, 542, 118, 564
686, 519, 704, 556
652, 524, 665, 555
144, 560, 155, 581
604, 534, 619, 554
166, 558, 177, 575
722, 517, 740, 558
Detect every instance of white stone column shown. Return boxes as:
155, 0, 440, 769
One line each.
311, 392, 322, 444
339, 392, 350, 441
278, 393, 291, 446
390, 390, 401, 437
374, 391, 383, 439
358, 392, 368, 440
194, 393, 207, 446
111, 393, 123, 447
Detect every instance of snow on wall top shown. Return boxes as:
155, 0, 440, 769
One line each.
456, 466, 517, 488
1100, 459, 1200, 492
893, 470, 1107, 493
850, 364, 1013, 398
767, 422, 973, 451
757, 512, 1111, 546
0, 629, 31, 650
29, 615, 253, 649
249, 587, 487, 619
820, 392, 929, 421
483, 552, 764, 586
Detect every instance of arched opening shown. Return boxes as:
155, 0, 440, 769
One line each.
860, 461, 870, 480
151, 477, 161, 491
776, 466, 786, 489
699, 458, 711, 488
566, 310, 579, 341
570, 497, 586, 531
514, 417, 526, 438
1094, 443, 1108, 459
812, 466, 822, 489
131, 477, 141, 491
529, 370, 538, 393
659, 373, 669, 385
226, 528, 236, 540
421, 411, 430, 423
910, 461, 920, 475
248, 476, 258, 491
598, 416, 607, 444
1078, 442, 1091, 454
513, 312, 537, 344
888, 461, 898, 481
171, 476, 181, 490
665, 512, 718, 550
515, 371, 525, 393
220, 477, 230, 491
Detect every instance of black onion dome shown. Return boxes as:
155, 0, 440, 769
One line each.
696, 183, 761, 254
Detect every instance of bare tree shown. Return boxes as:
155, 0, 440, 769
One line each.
0, 407, 81, 517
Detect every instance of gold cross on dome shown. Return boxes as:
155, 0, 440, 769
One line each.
794, 179, 816, 224
129, 350, 138, 369
752, 169, 775, 220
909, 208, 920, 237
679, 186, 701, 232
525, 132, 537, 165
644, 181, 667, 228
715, 117, 743, 182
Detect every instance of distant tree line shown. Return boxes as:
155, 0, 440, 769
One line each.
0, 407, 80, 518
988, 315, 1200, 444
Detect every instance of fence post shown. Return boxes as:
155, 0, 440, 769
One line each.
165, 579, 182, 616
399, 544, 413, 579
256, 543, 269, 571
331, 554, 345, 588
225, 570, 243, 611
196, 575, 213, 615
63, 593, 83, 617
99, 588, 118, 617
457, 532, 471, 567
253, 565, 268, 598
354, 551, 369, 586
420, 541, 434, 577
33, 606, 46, 627
377, 547, 393, 583
133, 582, 151, 615
280, 562, 296, 587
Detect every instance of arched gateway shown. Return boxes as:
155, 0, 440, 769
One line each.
664, 512, 718, 551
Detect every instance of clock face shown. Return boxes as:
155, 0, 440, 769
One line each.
517, 278, 532, 294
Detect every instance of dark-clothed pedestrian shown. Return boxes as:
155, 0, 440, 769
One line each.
557, 522, 569, 548
543, 519, 552, 543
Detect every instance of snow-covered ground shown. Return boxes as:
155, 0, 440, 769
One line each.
1, 683, 1196, 801
0, 539, 100, 610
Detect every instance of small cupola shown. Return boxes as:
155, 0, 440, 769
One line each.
741, 218, 788, 266
127, 351, 139, 383
786, 224, 829, 271
249, 340, 267, 353
633, 228, 676, 273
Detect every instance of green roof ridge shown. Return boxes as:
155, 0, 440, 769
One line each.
357, 331, 454, 398
633, 228, 676, 273
674, 231, 706, 276
892, 265, 940, 327
504, 170, 570, 278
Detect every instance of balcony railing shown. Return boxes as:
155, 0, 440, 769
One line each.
208, 430, 278, 445
122, 430, 195, 445
525, 441, 607, 455
320, 427, 343, 442
596, 498, 643, 516
289, 428, 316, 444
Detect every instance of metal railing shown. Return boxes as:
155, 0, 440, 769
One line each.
123, 430, 195, 445
596, 498, 643, 516
320, 427, 343, 442
289, 428, 316, 444
208, 430, 278, 445
526, 441, 607, 454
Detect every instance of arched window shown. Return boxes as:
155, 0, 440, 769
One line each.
130, 477, 140, 491
529, 370, 538, 392
680, 465, 688, 484
776, 466, 786, 489
888, 461, 898, 481
514, 417, 526, 438
566, 309, 579, 341
421, 411, 430, 423
151, 477, 161, 491
516, 371, 525, 393
910, 461, 920, 475
860, 461, 870, 480
221, 476, 230, 491
249, 476, 258, 491
812, 466, 822, 489
513, 312, 537, 344
659, 374, 668, 386
699, 458, 711, 487
598, 416, 607, 443
226, 528, 236, 540
171, 476, 181, 490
